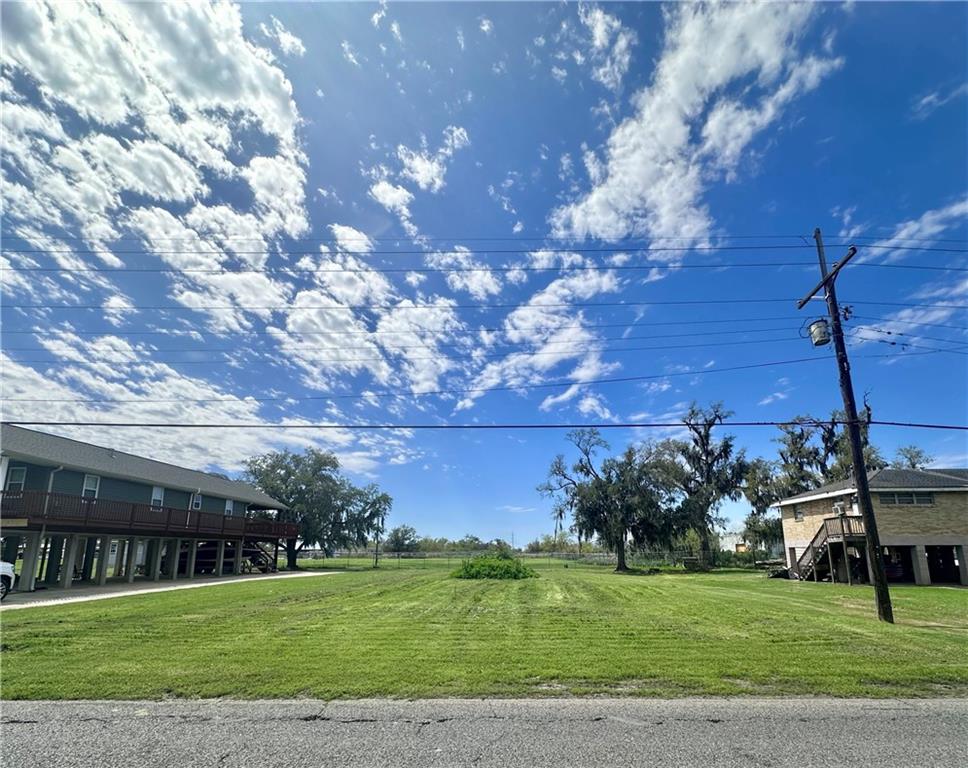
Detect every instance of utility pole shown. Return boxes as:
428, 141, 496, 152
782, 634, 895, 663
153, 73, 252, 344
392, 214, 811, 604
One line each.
798, 228, 894, 623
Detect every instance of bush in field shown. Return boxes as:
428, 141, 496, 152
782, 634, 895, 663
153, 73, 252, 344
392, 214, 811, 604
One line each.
452, 554, 538, 580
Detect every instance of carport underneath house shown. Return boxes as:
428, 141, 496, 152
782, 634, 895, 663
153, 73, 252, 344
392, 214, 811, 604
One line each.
0, 425, 294, 594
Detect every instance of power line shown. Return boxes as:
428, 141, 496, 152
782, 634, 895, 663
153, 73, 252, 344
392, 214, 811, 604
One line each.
5, 335, 808, 365
1, 324, 801, 353
3, 231, 966, 244
3, 243, 965, 257
850, 315, 968, 332
7, 324, 962, 360
849, 326, 968, 348
0, 314, 811, 336
10, 331, 966, 367
3, 299, 966, 311
2, 313, 963, 338
850, 335, 968, 356
3, 261, 965, 275
8, 348, 950, 406
0, 354, 835, 404
2, 419, 964, 431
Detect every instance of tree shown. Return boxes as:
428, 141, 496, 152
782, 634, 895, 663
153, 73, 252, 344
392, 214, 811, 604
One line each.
742, 513, 783, 555
817, 408, 886, 482
541, 429, 675, 572
243, 449, 390, 569
892, 445, 933, 470
456, 534, 486, 551
774, 418, 823, 497
347, 484, 392, 567
743, 458, 780, 517
772, 411, 886, 495
741, 458, 783, 561
662, 403, 748, 565
384, 525, 420, 554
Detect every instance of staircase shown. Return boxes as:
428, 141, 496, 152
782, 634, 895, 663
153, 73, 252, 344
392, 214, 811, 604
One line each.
243, 541, 278, 573
796, 515, 866, 581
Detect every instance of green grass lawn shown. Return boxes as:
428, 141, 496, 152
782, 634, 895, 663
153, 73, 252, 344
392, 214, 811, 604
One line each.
2, 562, 967, 700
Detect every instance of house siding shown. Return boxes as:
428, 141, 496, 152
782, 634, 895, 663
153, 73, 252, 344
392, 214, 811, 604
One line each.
5, 461, 51, 492
874, 493, 968, 540
3, 460, 246, 515
200, 494, 229, 513
98, 476, 153, 505
164, 488, 192, 510
51, 469, 85, 495
781, 495, 850, 562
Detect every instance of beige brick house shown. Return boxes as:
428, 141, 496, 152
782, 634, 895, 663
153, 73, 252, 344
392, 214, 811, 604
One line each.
776, 468, 968, 586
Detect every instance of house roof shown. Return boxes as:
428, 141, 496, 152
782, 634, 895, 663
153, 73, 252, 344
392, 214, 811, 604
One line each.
777, 467, 968, 506
1, 425, 286, 509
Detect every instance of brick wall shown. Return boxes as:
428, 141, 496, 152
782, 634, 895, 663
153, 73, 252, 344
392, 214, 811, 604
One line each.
874, 492, 968, 537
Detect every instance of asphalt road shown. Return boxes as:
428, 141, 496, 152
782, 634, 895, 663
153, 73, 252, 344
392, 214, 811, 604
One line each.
3, 698, 967, 767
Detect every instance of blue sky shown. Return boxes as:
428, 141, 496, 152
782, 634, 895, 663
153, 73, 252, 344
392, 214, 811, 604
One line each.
2, 1, 966, 544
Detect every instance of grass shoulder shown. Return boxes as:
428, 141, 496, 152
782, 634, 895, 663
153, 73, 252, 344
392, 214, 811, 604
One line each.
2, 568, 966, 700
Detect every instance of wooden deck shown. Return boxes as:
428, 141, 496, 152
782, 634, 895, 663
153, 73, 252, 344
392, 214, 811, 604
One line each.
0, 490, 296, 541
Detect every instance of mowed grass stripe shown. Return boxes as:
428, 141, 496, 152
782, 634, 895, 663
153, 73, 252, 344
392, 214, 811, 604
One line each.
1, 566, 966, 699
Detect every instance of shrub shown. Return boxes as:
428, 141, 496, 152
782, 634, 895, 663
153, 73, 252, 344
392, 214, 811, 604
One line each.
452, 555, 538, 580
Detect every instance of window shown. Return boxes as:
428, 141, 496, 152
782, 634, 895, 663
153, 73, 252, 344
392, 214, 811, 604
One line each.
5, 466, 26, 492
879, 492, 935, 506
224, 499, 234, 516
151, 486, 165, 509
82, 474, 100, 499
793, 504, 804, 522
190, 493, 202, 511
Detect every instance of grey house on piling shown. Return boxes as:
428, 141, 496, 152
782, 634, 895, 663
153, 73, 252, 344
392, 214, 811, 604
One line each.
0, 424, 293, 593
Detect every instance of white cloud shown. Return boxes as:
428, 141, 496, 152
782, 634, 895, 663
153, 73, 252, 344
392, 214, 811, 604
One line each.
911, 82, 968, 121
427, 246, 502, 300
479, 18, 494, 35
1, 0, 308, 332
758, 391, 789, 406
242, 154, 309, 236
849, 201, 968, 353
577, 393, 615, 420
831, 204, 865, 240
0, 349, 404, 476
456, 270, 622, 411
330, 224, 374, 254
341, 40, 361, 67
867, 199, 968, 263
390, 21, 403, 44
371, 1, 387, 28
397, 125, 470, 193
259, 15, 306, 57
369, 180, 417, 236
457, 27, 465, 51
551, 65, 568, 84
578, 5, 637, 92
552, 3, 840, 244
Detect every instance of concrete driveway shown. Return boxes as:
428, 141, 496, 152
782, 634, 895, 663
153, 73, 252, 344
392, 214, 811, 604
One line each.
0, 570, 338, 610
2, 698, 966, 767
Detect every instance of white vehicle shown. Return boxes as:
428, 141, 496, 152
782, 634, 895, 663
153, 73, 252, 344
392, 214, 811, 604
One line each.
0, 560, 15, 601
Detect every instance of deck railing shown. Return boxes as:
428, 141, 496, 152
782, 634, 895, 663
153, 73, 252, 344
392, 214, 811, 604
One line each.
0, 489, 297, 540
796, 515, 865, 576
